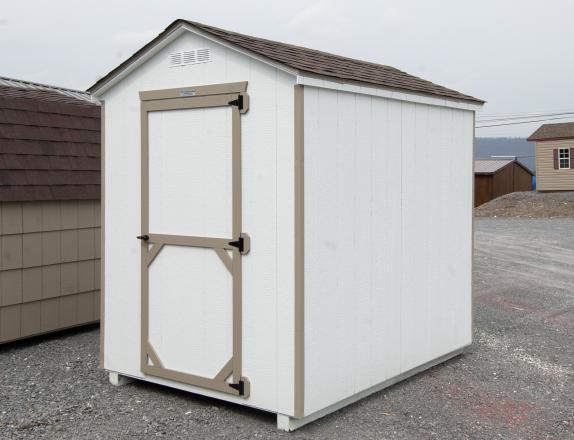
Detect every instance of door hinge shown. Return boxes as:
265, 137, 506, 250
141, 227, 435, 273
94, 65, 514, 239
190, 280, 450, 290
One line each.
137, 235, 149, 241
229, 380, 245, 396
228, 95, 243, 110
228, 233, 250, 255
228, 236, 244, 253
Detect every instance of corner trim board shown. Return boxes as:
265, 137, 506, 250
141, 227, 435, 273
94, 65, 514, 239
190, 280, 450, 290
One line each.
294, 84, 305, 418
99, 100, 105, 369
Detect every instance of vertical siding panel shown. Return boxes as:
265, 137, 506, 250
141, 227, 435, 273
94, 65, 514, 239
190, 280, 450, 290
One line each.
335, 91, 356, 398
354, 94, 373, 391
240, 59, 279, 411
275, 69, 295, 414
305, 87, 339, 413
400, 101, 421, 371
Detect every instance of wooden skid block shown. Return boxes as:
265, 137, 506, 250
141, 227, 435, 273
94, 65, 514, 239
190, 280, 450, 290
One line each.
109, 371, 134, 387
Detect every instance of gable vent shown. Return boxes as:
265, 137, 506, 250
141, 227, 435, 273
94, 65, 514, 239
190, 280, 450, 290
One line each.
169, 48, 211, 67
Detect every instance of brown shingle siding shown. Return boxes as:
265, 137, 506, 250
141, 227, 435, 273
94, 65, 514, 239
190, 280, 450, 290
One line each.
0, 140, 100, 157
0, 84, 100, 202
0, 108, 100, 131
0, 124, 100, 143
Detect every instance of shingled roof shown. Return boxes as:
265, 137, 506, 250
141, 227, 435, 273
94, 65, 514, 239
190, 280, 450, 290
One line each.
474, 159, 533, 176
0, 81, 100, 202
527, 122, 574, 142
88, 19, 483, 105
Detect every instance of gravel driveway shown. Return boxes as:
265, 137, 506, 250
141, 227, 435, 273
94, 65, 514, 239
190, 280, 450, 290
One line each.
1, 218, 573, 439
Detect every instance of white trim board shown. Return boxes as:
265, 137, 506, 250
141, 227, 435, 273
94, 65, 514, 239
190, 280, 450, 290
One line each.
296, 75, 483, 111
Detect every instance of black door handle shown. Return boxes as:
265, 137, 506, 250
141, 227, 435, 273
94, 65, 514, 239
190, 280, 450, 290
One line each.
137, 235, 149, 241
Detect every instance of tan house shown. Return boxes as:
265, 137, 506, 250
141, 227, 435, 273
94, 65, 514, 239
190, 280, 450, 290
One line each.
528, 122, 574, 191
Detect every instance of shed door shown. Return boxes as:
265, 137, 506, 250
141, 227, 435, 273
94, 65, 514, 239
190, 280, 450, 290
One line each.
139, 85, 250, 397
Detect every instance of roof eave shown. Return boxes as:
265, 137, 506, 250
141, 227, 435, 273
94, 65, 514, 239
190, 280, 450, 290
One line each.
527, 135, 574, 142
87, 18, 485, 107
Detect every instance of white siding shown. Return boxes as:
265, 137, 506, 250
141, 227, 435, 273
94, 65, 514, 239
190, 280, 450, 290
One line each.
102, 31, 296, 414
303, 86, 474, 415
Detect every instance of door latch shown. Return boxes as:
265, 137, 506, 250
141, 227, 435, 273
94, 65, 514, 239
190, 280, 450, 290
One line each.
137, 235, 149, 241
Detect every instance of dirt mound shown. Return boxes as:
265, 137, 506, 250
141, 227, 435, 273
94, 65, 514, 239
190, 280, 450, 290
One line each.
475, 191, 574, 218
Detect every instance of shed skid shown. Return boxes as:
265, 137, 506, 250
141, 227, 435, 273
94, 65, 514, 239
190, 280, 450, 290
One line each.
93, 20, 480, 430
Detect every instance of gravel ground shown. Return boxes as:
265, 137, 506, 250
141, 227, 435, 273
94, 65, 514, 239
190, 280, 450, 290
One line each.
475, 191, 574, 218
1, 218, 573, 439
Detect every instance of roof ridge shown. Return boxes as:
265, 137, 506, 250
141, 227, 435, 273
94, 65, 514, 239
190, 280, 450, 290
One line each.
184, 20, 408, 72
0, 76, 96, 104
184, 19, 481, 103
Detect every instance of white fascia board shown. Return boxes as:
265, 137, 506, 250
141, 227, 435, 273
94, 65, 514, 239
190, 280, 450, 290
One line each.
296, 75, 483, 111
91, 26, 188, 97
92, 23, 298, 97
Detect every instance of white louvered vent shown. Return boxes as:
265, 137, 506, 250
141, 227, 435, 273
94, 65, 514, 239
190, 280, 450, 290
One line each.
169, 48, 211, 67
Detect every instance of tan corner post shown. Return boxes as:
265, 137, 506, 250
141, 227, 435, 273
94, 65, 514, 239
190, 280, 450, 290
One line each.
139, 82, 250, 397
99, 101, 106, 369
294, 84, 305, 418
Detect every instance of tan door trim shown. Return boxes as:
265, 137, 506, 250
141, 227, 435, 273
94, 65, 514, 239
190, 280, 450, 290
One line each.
140, 82, 250, 397
139, 81, 247, 101
293, 84, 305, 418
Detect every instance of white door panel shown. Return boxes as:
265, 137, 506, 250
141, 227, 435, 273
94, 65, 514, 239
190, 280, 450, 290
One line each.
148, 107, 233, 238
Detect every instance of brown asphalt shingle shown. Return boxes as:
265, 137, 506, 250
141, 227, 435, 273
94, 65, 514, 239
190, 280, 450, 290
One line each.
0, 85, 100, 202
527, 122, 574, 141
88, 19, 484, 104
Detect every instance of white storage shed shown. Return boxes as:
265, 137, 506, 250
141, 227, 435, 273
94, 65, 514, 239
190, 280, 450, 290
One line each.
89, 19, 483, 431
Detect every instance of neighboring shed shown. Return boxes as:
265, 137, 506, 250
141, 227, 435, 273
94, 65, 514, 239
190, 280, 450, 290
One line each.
0, 77, 101, 344
89, 19, 483, 431
474, 159, 533, 207
528, 122, 574, 191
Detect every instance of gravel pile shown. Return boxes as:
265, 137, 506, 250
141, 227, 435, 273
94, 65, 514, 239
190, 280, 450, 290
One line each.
475, 191, 574, 218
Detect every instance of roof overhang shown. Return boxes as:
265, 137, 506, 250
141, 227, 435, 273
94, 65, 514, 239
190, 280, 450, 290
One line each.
88, 19, 484, 111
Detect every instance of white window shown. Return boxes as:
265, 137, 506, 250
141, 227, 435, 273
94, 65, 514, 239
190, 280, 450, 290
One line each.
559, 148, 570, 169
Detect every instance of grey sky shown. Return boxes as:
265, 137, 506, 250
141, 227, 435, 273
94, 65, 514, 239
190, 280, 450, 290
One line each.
1, 0, 573, 137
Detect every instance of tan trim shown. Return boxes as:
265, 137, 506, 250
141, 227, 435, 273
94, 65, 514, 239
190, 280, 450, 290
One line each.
471, 112, 475, 339
99, 101, 105, 369
148, 233, 233, 249
139, 83, 250, 397
214, 248, 233, 274
147, 342, 165, 368
231, 105, 242, 384
146, 244, 164, 267
144, 364, 241, 395
214, 358, 233, 381
140, 99, 150, 373
293, 84, 305, 418
139, 81, 247, 101
142, 94, 239, 113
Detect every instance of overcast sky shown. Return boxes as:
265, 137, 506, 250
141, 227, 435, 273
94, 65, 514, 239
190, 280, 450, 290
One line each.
1, 0, 573, 137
